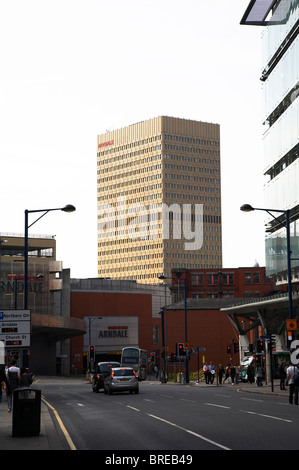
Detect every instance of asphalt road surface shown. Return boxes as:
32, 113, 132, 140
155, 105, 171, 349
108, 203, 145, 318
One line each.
35, 377, 299, 452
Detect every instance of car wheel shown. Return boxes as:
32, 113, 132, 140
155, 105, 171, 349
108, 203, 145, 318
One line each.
135, 388, 139, 394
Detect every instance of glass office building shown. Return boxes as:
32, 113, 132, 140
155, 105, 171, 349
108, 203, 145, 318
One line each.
242, 0, 299, 280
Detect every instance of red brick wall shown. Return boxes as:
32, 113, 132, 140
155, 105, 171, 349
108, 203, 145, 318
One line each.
70, 291, 153, 374
165, 308, 238, 372
184, 267, 275, 299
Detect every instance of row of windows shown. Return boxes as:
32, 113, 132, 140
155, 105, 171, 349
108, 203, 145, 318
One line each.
163, 134, 220, 147
191, 271, 269, 286
191, 291, 264, 299
164, 145, 220, 157
97, 135, 162, 158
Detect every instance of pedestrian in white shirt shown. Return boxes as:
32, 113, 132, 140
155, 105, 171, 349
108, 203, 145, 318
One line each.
286, 362, 299, 405
6, 360, 20, 412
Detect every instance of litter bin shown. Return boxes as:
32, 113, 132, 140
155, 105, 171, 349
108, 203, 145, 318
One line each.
12, 387, 41, 437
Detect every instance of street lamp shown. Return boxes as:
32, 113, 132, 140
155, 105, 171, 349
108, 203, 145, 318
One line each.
158, 272, 189, 384
240, 204, 292, 321
24, 204, 76, 309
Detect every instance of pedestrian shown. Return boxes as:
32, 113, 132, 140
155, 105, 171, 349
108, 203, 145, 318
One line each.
0, 365, 11, 405
255, 363, 263, 387
20, 367, 33, 387
235, 364, 239, 385
247, 363, 254, 384
203, 363, 209, 384
230, 364, 236, 385
218, 364, 225, 384
209, 362, 215, 384
286, 361, 299, 405
223, 364, 230, 383
279, 362, 287, 390
6, 360, 21, 412
20, 367, 34, 399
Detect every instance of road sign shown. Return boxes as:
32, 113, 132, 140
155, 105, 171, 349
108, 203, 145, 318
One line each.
192, 347, 206, 352
286, 319, 297, 331
0, 310, 31, 347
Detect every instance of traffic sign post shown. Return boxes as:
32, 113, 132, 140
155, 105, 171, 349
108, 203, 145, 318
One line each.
0, 310, 31, 348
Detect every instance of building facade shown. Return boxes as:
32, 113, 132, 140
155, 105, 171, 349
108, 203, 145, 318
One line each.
97, 116, 222, 284
0, 234, 85, 375
70, 278, 168, 374
242, 1, 299, 281
262, 0, 299, 281
180, 266, 275, 300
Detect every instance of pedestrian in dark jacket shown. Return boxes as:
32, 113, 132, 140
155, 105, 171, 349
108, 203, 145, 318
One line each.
279, 362, 287, 390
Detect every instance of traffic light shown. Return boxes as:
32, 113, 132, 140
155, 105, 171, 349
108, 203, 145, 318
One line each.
256, 339, 263, 353
150, 352, 156, 362
170, 352, 177, 362
227, 345, 231, 354
234, 342, 239, 354
89, 345, 95, 361
176, 342, 186, 356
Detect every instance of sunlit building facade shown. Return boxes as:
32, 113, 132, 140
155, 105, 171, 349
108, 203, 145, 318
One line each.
97, 116, 222, 284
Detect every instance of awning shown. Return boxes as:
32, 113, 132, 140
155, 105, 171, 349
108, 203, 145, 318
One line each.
240, 0, 276, 25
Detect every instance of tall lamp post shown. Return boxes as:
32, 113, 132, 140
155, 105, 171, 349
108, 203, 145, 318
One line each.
158, 272, 189, 384
24, 204, 76, 310
240, 204, 293, 322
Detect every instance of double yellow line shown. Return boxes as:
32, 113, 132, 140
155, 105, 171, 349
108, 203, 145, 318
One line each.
41, 397, 77, 450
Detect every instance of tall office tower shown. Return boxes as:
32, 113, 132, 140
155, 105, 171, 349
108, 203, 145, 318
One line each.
241, 1, 299, 282
97, 116, 222, 284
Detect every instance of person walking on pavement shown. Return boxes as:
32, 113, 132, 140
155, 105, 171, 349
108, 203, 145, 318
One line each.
255, 363, 263, 387
218, 364, 225, 384
223, 364, 230, 383
0, 365, 11, 405
247, 363, 254, 384
286, 361, 299, 405
203, 363, 209, 384
230, 364, 236, 385
279, 362, 287, 390
6, 360, 20, 412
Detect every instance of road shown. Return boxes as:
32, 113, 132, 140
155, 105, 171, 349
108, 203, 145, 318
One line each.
34, 377, 299, 451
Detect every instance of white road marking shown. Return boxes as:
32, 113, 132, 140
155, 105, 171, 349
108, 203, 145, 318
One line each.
147, 414, 231, 450
240, 410, 292, 423
127, 405, 140, 412
205, 403, 231, 409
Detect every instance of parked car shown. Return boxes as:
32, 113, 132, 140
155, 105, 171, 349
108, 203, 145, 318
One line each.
104, 367, 139, 395
92, 362, 120, 392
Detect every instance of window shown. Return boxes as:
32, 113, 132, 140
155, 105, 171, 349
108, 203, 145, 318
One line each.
222, 273, 234, 285
191, 273, 203, 285
207, 273, 219, 285
245, 272, 251, 284
253, 272, 260, 284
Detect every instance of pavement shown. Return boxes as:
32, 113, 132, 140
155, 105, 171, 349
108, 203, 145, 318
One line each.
0, 376, 290, 451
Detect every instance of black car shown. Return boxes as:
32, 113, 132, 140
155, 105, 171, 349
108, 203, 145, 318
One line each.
92, 362, 120, 392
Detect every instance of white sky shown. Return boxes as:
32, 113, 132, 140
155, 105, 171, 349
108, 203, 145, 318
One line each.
0, 0, 268, 279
